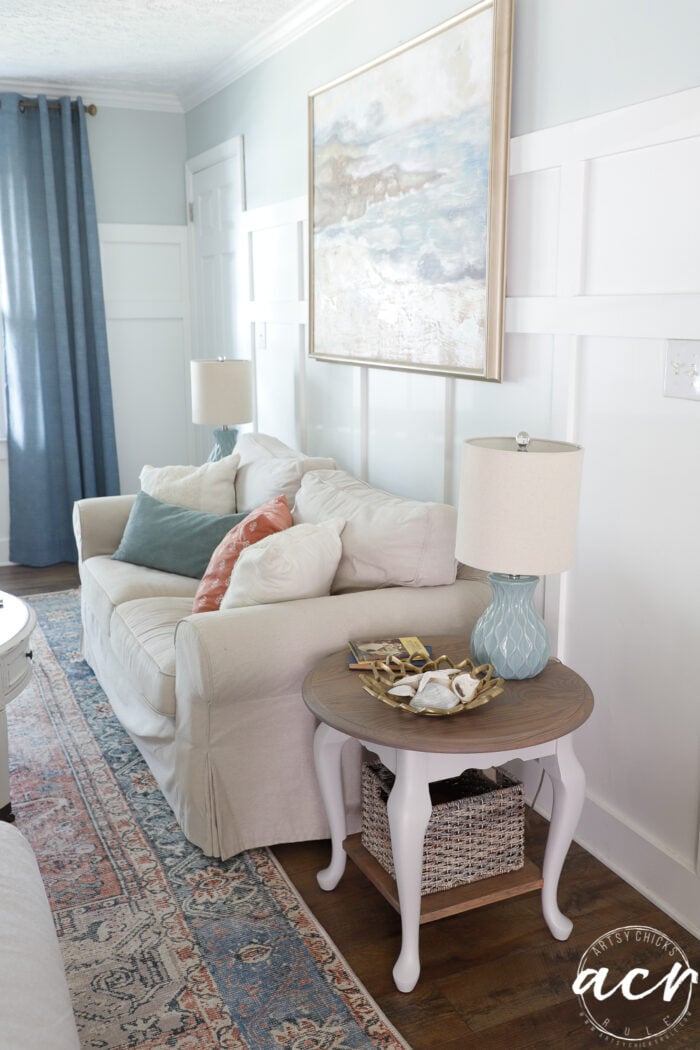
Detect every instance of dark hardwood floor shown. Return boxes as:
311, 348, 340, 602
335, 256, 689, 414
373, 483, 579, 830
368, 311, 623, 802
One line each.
0, 561, 80, 594
4, 564, 699, 1049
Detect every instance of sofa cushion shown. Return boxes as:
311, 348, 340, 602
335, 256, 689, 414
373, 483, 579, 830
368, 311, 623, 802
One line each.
193, 495, 293, 613
221, 519, 345, 610
81, 556, 198, 639
110, 597, 194, 719
234, 432, 335, 510
113, 492, 247, 578
140, 453, 239, 514
293, 469, 458, 592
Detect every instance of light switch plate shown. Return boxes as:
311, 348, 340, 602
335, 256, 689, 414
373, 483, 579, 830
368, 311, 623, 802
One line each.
664, 340, 700, 401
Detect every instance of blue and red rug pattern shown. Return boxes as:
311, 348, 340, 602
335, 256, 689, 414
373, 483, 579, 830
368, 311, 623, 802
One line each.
7, 591, 407, 1050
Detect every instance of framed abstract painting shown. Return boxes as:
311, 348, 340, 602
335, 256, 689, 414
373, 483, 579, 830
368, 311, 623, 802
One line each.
309, 0, 513, 380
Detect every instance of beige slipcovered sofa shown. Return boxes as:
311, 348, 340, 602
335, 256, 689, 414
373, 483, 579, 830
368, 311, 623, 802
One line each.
73, 434, 490, 859
0, 823, 80, 1050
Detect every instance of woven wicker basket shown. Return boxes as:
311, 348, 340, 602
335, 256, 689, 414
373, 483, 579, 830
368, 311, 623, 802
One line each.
361, 761, 524, 895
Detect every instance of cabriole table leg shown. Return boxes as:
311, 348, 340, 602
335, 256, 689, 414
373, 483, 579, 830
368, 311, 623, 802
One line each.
386, 749, 432, 993
314, 722, 350, 891
540, 734, 586, 940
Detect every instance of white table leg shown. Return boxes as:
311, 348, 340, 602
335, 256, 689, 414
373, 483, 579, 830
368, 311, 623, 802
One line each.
387, 750, 432, 993
540, 733, 586, 940
314, 722, 350, 891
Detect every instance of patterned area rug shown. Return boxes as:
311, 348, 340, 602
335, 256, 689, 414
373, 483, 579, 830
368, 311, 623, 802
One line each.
7, 590, 408, 1050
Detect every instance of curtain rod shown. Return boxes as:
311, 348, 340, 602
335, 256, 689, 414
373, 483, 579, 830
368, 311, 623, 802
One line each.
18, 99, 97, 116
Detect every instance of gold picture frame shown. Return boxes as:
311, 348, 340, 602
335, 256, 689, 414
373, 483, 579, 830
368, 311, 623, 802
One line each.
308, 0, 513, 381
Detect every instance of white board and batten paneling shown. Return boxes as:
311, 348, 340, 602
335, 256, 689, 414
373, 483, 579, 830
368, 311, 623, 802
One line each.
505, 84, 700, 939
99, 224, 193, 493
243, 85, 700, 938
240, 197, 310, 457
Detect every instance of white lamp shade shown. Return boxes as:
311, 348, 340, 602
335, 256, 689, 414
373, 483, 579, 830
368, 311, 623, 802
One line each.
455, 436, 584, 576
190, 359, 253, 425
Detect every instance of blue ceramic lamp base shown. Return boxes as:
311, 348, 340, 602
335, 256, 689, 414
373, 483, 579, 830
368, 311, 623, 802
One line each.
470, 572, 550, 680
207, 426, 239, 462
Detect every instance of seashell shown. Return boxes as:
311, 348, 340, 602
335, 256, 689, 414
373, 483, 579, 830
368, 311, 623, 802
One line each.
452, 673, 482, 702
414, 669, 459, 693
409, 682, 460, 712
392, 672, 425, 688
387, 684, 417, 697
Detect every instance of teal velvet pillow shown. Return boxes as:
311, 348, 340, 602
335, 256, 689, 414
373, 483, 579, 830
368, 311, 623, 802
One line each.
113, 491, 247, 579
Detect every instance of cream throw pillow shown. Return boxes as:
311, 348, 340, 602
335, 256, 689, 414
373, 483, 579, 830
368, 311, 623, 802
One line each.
233, 432, 335, 511
293, 469, 458, 592
139, 454, 239, 515
221, 518, 345, 609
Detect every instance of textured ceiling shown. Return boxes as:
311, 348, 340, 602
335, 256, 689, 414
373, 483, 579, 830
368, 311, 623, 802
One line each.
1, 0, 305, 103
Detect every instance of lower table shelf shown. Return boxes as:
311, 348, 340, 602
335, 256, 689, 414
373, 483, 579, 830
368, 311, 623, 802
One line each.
343, 833, 544, 925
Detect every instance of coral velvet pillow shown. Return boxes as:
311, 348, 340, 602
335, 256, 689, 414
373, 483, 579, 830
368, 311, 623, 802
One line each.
192, 495, 293, 612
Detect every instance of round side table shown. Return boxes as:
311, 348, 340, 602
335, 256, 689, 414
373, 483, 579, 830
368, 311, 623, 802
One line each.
302, 635, 594, 993
0, 591, 36, 823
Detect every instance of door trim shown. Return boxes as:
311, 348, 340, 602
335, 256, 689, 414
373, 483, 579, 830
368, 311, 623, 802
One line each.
185, 137, 246, 460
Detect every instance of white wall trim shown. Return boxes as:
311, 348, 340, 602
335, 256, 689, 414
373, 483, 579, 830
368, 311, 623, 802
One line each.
185, 139, 244, 178
512, 758, 700, 940
98, 222, 193, 482
506, 294, 700, 340
182, 0, 356, 111
505, 81, 700, 935
510, 84, 700, 173
575, 796, 700, 941
185, 138, 246, 461
240, 195, 308, 453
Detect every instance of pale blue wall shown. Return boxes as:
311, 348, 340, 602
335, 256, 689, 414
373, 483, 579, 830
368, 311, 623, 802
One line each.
88, 107, 187, 225
512, 0, 700, 134
84, 1, 700, 223
186, 0, 700, 210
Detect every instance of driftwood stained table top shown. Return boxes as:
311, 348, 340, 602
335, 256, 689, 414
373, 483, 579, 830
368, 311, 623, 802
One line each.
302, 635, 594, 754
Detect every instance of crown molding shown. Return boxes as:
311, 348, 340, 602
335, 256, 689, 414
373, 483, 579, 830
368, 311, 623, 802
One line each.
0, 79, 183, 113
0, 0, 354, 115
181, 0, 354, 112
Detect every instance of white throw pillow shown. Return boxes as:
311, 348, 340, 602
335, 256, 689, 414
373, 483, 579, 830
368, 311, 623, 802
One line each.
221, 519, 345, 609
233, 432, 335, 511
293, 469, 458, 592
234, 458, 305, 513
139, 454, 239, 515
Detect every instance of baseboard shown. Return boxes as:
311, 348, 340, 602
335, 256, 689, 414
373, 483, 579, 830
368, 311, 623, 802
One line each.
507, 760, 700, 942
574, 792, 700, 940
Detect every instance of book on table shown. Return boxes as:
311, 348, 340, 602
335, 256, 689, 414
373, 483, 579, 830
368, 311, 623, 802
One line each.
348, 636, 432, 670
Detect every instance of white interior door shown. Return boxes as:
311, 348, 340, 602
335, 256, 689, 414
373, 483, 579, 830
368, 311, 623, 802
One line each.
186, 139, 246, 461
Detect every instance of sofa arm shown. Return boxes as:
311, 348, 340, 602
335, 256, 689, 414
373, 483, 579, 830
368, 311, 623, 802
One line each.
174, 578, 491, 709
72, 494, 137, 562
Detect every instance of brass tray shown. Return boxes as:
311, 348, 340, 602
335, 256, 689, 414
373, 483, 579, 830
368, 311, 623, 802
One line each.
359, 654, 504, 717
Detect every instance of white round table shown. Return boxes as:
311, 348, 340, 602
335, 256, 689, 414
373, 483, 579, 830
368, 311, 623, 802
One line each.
303, 636, 594, 993
0, 591, 36, 823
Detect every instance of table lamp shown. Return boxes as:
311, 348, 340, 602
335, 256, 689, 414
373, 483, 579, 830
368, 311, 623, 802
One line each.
190, 358, 253, 461
455, 432, 584, 680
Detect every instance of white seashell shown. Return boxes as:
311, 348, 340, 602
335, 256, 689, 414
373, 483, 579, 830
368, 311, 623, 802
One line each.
392, 673, 425, 688
387, 684, 417, 697
452, 673, 482, 702
409, 682, 460, 711
415, 670, 458, 693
